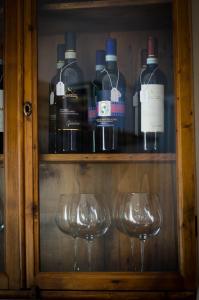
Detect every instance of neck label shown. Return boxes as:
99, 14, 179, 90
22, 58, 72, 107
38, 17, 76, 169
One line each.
65, 51, 76, 60
50, 91, 55, 105
106, 55, 117, 61
57, 61, 65, 69
147, 57, 158, 64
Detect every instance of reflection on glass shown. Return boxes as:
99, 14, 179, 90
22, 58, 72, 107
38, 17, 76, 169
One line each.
70, 193, 111, 271
55, 193, 111, 271
114, 192, 162, 271
55, 194, 80, 271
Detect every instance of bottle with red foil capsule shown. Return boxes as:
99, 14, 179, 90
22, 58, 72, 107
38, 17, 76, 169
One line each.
139, 36, 166, 152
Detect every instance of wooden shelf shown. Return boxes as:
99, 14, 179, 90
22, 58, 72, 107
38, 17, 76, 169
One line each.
40, 153, 176, 163
43, 0, 171, 11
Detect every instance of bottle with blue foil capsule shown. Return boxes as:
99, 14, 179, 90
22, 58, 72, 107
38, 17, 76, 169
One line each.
96, 38, 126, 152
49, 43, 65, 153
56, 32, 85, 153
89, 50, 105, 152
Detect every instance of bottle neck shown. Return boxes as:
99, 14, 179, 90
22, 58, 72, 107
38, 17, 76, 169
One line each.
65, 50, 77, 64
105, 56, 117, 71
56, 60, 65, 70
95, 65, 104, 80
147, 56, 158, 65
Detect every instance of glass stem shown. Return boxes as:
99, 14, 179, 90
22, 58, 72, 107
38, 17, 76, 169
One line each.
87, 240, 93, 272
140, 239, 146, 272
130, 238, 135, 271
73, 237, 79, 271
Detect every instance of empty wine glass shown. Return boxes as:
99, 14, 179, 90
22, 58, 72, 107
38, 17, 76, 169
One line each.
70, 193, 111, 271
55, 194, 80, 271
114, 192, 162, 272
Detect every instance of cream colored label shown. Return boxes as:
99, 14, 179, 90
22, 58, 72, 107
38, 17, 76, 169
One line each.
140, 84, 164, 133
0, 90, 4, 132
65, 51, 76, 60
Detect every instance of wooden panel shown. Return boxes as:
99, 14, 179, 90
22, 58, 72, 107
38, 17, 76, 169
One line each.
24, 0, 38, 288
43, 0, 171, 11
173, 0, 197, 289
191, 0, 199, 288
0, 166, 4, 272
36, 272, 184, 290
40, 291, 196, 300
40, 153, 176, 162
39, 162, 178, 273
4, 0, 24, 289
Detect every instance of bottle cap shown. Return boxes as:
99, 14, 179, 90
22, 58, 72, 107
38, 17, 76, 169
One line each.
147, 36, 158, 64
65, 32, 76, 51
106, 38, 117, 56
96, 50, 105, 66
147, 36, 158, 57
57, 44, 65, 61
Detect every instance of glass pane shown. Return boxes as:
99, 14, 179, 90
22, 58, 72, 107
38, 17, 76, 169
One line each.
38, 0, 178, 272
0, 0, 4, 272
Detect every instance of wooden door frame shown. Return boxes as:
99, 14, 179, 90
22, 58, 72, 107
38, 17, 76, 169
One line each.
3, 0, 25, 289
23, 0, 197, 292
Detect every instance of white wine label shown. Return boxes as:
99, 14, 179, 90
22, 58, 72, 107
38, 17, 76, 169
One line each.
50, 91, 55, 105
56, 81, 65, 96
140, 84, 164, 133
98, 101, 111, 117
111, 88, 121, 102
0, 90, 4, 132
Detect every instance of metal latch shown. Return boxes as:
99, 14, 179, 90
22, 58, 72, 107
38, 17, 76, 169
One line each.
24, 101, 32, 117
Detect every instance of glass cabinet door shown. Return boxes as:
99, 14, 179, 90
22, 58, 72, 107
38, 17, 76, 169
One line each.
0, 0, 25, 289
0, 0, 4, 277
24, 0, 196, 294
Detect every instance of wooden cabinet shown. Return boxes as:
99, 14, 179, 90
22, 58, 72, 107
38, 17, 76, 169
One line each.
0, 0, 197, 299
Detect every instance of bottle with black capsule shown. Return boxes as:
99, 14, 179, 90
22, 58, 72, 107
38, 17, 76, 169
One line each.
88, 50, 105, 153
140, 36, 166, 152
96, 38, 126, 152
49, 43, 65, 153
56, 32, 84, 153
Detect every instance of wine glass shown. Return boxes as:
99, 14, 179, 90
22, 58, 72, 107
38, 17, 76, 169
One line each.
114, 192, 162, 272
55, 194, 80, 271
70, 193, 111, 271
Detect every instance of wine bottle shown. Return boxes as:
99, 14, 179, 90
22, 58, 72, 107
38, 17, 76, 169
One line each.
132, 49, 147, 152
49, 43, 65, 153
0, 54, 3, 154
96, 38, 126, 152
89, 50, 105, 153
56, 32, 84, 153
140, 37, 166, 152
